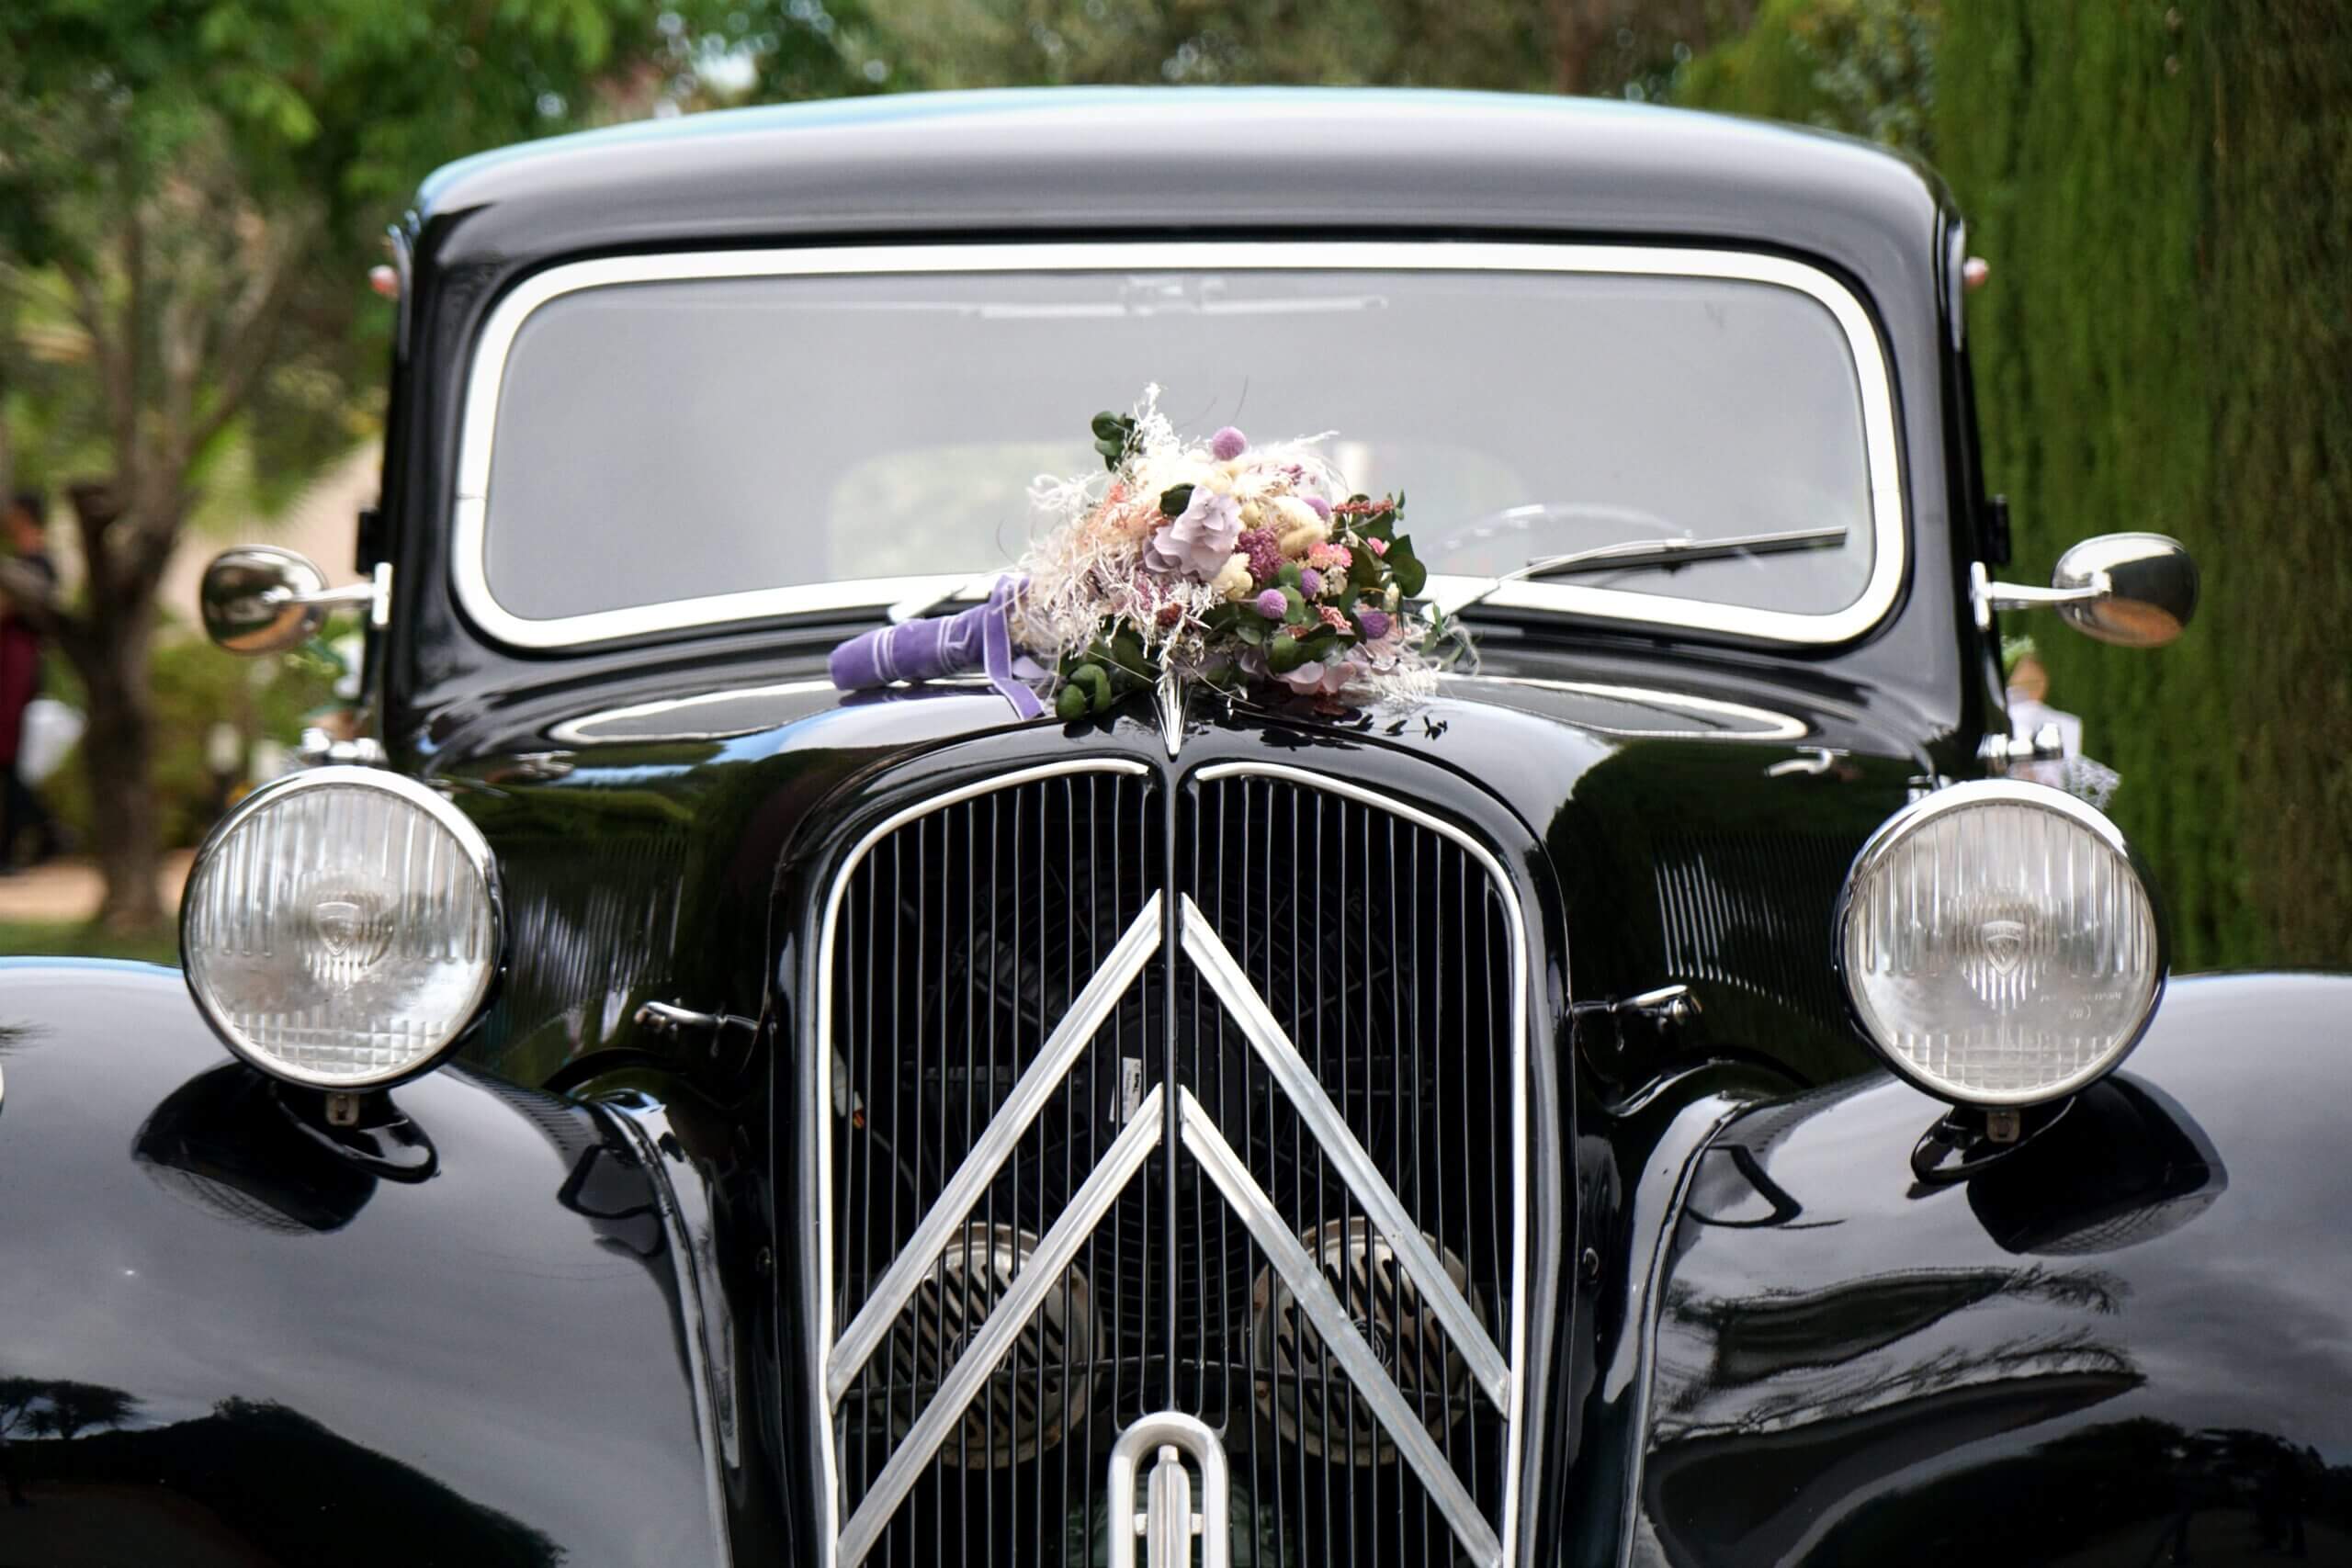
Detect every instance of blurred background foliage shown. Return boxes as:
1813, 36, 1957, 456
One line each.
2, 0, 2346, 965
1671, 0, 2352, 969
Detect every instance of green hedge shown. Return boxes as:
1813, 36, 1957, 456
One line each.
1679, 2, 2352, 968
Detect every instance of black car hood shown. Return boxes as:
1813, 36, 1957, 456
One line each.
424, 638, 1934, 1096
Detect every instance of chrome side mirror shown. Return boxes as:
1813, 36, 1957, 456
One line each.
1974, 532, 2199, 649
200, 547, 378, 655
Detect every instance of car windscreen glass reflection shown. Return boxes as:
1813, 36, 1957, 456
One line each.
483, 267, 1878, 621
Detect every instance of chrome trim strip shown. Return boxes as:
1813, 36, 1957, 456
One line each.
1193, 760, 1532, 1565
1450, 675, 1811, 741
545, 678, 841, 745
1178, 894, 1510, 1408
454, 241, 1906, 649
834, 1086, 1166, 1568
812, 758, 1152, 1555
1179, 1090, 1504, 1568
826, 895, 1163, 1404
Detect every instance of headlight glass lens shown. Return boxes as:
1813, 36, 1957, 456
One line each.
183, 772, 498, 1087
1838, 785, 2161, 1105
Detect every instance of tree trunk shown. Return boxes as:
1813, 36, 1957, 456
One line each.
61, 482, 170, 936
78, 616, 164, 934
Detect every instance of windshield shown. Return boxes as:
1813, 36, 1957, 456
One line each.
466, 251, 1896, 642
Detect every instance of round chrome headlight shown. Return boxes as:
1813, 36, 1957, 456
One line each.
1834, 780, 2165, 1107
181, 767, 501, 1089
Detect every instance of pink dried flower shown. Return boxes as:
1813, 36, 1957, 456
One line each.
1274, 655, 1357, 696
1365, 536, 1389, 557
1255, 588, 1289, 619
1317, 604, 1351, 633
1211, 426, 1249, 460
1306, 542, 1351, 572
1237, 528, 1283, 582
1304, 495, 1331, 520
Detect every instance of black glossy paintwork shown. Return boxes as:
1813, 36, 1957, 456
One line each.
418, 651, 1924, 1565
0, 961, 728, 1566
1634, 973, 2352, 1565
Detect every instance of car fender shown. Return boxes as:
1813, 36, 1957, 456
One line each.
1628, 972, 2352, 1564
0, 959, 729, 1568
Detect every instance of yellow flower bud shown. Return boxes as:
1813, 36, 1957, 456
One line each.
1211, 553, 1255, 601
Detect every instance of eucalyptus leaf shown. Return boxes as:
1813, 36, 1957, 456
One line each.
1387, 536, 1428, 597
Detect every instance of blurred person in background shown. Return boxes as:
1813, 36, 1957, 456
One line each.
0, 491, 62, 873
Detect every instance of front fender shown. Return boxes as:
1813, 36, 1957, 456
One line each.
1633, 972, 2352, 1565
0, 960, 728, 1567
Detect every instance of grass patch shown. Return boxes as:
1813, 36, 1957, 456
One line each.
0, 921, 180, 966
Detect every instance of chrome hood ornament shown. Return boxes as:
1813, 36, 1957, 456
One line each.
1153, 667, 1190, 760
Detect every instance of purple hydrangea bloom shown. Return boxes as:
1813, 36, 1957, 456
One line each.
1303, 495, 1331, 520
1255, 588, 1288, 619
1356, 608, 1393, 640
1144, 487, 1245, 578
1210, 426, 1249, 460
1237, 528, 1283, 582
1299, 568, 1323, 597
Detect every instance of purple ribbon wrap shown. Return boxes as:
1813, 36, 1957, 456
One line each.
829, 576, 1044, 719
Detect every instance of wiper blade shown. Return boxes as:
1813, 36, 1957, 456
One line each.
1516, 525, 1849, 581
1434, 525, 1849, 617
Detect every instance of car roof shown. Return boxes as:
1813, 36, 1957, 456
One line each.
413, 86, 1948, 279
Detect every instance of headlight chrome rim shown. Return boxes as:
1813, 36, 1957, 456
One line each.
1832, 778, 2168, 1108
180, 765, 503, 1089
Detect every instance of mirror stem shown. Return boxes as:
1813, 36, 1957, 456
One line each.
1970, 562, 2109, 631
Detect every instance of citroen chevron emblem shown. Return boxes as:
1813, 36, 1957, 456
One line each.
829, 896, 1507, 1568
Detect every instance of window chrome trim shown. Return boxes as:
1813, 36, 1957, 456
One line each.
454, 241, 1908, 649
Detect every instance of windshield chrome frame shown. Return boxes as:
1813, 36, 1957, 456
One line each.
453, 241, 1907, 649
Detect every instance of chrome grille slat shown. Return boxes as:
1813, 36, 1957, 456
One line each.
1178, 897, 1510, 1407
815, 758, 1532, 1567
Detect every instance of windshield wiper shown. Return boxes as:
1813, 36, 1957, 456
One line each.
1439, 525, 1849, 615
1518, 525, 1849, 580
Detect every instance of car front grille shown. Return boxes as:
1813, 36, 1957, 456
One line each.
815, 761, 1530, 1568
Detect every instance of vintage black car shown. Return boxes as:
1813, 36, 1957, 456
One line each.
5, 88, 2345, 1568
